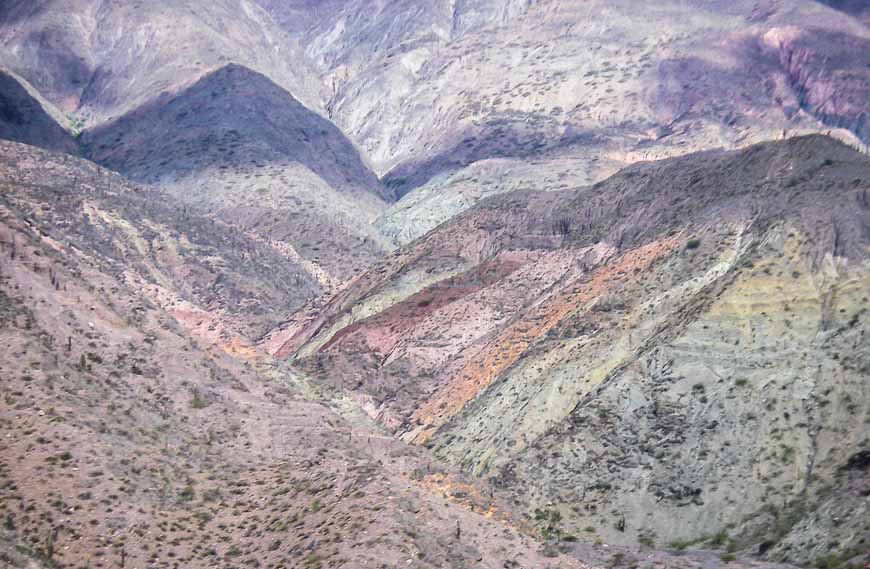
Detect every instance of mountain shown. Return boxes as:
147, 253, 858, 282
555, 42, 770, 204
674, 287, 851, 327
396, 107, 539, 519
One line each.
0, 68, 77, 153
279, 135, 870, 565
0, 139, 322, 341
255, 0, 870, 245
3, 0, 867, 250
81, 64, 392, 284
0, 139, 593, 569
1, 3, 868, 569
0, 0, 325, 125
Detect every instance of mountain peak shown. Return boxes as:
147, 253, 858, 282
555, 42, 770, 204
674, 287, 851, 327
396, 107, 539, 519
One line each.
82, 63, 387, 199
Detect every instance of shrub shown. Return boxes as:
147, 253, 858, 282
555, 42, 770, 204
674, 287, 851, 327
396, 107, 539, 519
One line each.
638, 531, 656, 547
179, 485, 195, 501
190, 392, 209, 409
709, 530, 728, 547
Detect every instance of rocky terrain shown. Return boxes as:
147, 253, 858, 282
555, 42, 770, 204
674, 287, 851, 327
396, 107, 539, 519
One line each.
284, 135, 870, 566
3, 1, 869, 250
0, 140, 592, 569
81, 63, 391, 283
0, 2, 868, 569
256, 0, 870, 244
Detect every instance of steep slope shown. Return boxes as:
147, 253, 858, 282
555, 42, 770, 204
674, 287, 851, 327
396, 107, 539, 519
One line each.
0, 0, 325, 126
257, 0, 869, 245
281, 135, 870, 566
82, 64, 391, 284
0, 139, 590, 569
0, 139, 323, 342
5, 0, 866, 249
0, 68, 77, 153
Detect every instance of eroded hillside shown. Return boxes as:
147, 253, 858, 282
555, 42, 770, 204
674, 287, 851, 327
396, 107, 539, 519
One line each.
81, 63, 391, 283
255, 0, 870, 245
283, 135, 870, 566
0, 140, 591, 569
0, 2, 868, 568
0, 69, 77, 154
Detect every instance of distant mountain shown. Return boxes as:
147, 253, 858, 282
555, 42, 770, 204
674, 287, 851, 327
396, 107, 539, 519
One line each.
0, 68, 77, 153
82, 64, 384, 199
256, 0, 870, 245
280, 135, 870, 565
2, 0, 867, 249
82, 64, 392, 283
0, 0, 325, 125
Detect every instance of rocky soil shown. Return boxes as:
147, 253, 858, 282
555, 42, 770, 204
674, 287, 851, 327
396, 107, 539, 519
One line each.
0, 140, 589, 569
286, 135, 870, 566
0, 3, 868, 568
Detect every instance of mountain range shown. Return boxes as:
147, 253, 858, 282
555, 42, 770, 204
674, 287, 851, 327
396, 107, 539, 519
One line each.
0, 1, 867, 568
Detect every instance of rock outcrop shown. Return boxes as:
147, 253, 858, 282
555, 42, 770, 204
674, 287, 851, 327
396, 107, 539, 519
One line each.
286, 135, 870, 565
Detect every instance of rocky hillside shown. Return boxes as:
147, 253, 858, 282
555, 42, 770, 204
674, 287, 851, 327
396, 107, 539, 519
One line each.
0, 122, 813, 569
0, 3, 868, 569
2, 3, 380, 285
80, 63, 391, 283
0, 139, 323, 341
3, 0, 867, 251
282, 135, 870, 566
253, 0, 870, 245
0, 139, 592, 569
0, 0, 325, 125
0, 68, 77, 154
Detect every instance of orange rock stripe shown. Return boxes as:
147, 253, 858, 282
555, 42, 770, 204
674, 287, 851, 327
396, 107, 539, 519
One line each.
410, 236, 680, 443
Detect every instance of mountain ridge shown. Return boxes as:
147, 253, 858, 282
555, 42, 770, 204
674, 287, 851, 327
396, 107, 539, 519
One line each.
282, 135, 870, 564
0, 3, 868, 568
81, 62, 393, 285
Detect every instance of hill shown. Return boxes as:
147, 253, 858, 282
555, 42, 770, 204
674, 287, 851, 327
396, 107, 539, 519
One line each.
281, 135, 870, 565
81, 64, 392, 284
0, 139, 591, 569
